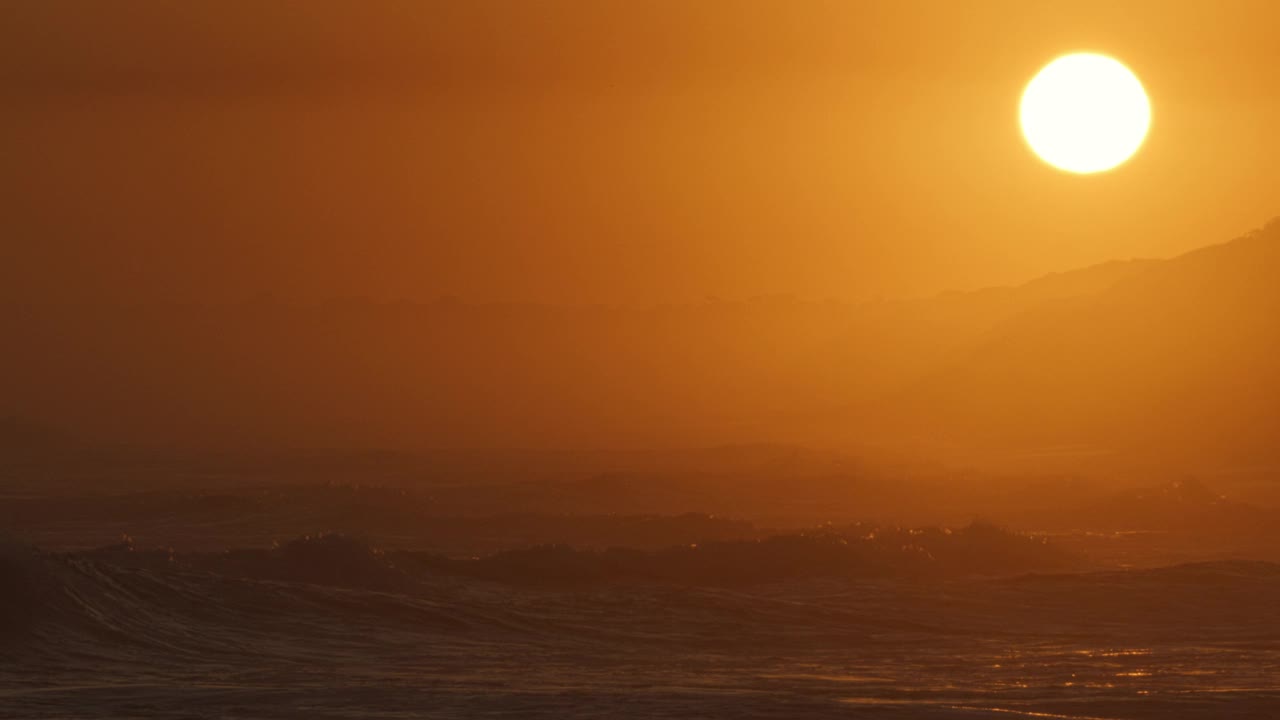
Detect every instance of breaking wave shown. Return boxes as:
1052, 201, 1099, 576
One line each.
4, 529, 1280, 719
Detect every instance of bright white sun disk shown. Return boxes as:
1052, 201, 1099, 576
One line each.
1020, 53, 1151, 174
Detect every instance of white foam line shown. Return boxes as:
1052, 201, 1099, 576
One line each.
943, 705, 1121, 720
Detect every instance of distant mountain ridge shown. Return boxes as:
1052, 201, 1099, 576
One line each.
1, 219, 1277, 475
864, 217, 1280, 469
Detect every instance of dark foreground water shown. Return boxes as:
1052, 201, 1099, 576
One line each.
2, 539, 1278, 719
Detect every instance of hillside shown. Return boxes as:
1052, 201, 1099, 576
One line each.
874, 218, 1280, 470
0, 220, 1275, 476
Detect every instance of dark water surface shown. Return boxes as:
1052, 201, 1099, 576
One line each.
3, 540, 1278, 719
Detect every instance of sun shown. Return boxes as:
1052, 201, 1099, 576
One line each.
1020, 53, 1151, 174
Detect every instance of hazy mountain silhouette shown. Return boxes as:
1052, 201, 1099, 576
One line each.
871, 218, 1280, 470
0, 220, 1276, 475
802, 256, 1160, 420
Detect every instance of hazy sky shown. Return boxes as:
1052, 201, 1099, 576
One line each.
3, 0, 1278, 305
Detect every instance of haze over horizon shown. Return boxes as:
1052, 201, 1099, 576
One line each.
4, 218, 1280, 469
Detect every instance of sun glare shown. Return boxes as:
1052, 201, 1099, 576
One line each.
1020, 53, 1151, 174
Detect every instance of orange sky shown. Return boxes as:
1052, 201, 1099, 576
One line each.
2, 0, 1278, 305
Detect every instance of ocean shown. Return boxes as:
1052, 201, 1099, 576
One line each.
4, 535, 1278, 719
